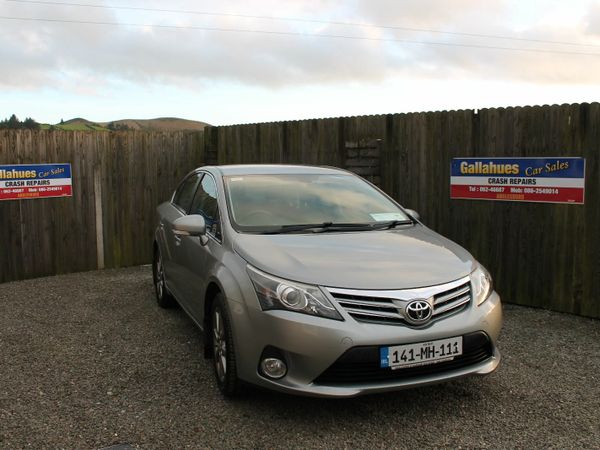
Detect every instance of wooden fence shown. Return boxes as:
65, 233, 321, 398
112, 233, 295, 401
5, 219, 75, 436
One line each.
204, 103, 599, 319
0, 102, 598, 319
0, 130, 204, 282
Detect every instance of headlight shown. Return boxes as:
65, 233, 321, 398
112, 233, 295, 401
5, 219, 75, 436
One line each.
471, 264, 493, 306
247, 266, 343, 320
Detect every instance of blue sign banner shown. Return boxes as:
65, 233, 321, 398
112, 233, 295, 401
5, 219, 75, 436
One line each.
0, 163, 72, 180
451, 157, 585, 178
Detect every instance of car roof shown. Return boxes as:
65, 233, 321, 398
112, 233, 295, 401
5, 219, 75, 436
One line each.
210, 164, 350, 176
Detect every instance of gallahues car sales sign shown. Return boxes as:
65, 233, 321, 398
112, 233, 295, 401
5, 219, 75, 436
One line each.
0, 163, 73, 201
450, 157, 585, 204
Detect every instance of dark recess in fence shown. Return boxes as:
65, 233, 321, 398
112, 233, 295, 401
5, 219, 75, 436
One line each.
0, 103, 598, 319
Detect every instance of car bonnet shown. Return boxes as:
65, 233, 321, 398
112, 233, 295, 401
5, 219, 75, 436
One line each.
232, 225, 475, 290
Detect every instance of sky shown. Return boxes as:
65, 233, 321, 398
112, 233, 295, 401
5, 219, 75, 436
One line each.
1, 0, 600, 125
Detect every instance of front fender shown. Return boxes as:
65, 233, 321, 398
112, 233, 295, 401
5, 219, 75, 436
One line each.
209, 261, 245, 305
204, 254, 254, 365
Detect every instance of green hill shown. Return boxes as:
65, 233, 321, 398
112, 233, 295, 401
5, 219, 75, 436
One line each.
40, 118, 110, 131
39, 117, 209, 132
99, 117, 209, 131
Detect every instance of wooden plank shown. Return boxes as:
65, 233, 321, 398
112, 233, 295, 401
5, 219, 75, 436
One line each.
0, 130, 25, 282
581, 103, 600, 318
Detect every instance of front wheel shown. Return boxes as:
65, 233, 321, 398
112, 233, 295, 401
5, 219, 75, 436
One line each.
153, 247, 175, 308
211, 294, 241, 397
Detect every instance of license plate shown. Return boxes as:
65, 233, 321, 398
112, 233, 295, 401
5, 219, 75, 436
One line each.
380, 336, 463, 370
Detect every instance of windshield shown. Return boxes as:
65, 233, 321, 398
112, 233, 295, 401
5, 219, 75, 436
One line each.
224, 173, 410, 232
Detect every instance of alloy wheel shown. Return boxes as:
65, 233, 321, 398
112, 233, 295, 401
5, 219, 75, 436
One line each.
213, 308, 227, 382
155, 253, 164, 299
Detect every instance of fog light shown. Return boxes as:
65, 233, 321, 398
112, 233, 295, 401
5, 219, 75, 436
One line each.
261, 357, 287, 379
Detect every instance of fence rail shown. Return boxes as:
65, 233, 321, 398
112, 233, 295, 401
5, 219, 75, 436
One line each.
1, 103, 598, 319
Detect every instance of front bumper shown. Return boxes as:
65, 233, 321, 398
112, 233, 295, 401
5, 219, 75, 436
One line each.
229, 291, 502, 398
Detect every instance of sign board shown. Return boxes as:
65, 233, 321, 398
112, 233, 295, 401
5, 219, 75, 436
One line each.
0, 163, 73, 201
450, 157, 585, 204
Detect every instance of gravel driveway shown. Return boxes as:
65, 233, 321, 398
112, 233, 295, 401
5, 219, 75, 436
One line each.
1, 266, 598, 449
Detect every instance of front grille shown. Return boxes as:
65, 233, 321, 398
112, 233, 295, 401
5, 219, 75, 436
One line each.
327, 277, 471, 326
313, 332, 493, 385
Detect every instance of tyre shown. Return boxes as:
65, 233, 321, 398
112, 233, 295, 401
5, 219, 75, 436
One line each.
153, 246, 175, 308
211, 293, 241, 397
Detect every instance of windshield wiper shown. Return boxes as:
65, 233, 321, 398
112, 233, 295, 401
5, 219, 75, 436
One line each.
259, 222, 370, 234
259, 220, 412, 234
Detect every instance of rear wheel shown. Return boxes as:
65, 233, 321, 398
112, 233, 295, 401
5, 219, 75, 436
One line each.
153, 247, 175, 308
211, 294, 241, 397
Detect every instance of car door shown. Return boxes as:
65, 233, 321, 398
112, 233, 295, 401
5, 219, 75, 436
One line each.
160, 171, 202, 306
177, 172, 224, 323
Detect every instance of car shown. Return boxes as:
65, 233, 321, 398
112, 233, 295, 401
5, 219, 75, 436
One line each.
152, 164, 502, 398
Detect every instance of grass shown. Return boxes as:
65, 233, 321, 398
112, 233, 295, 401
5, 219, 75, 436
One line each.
40, 123, 110, 132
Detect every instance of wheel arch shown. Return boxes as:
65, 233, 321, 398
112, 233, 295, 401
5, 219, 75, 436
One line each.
202, 267, 245, 358
204, 281, 222, 328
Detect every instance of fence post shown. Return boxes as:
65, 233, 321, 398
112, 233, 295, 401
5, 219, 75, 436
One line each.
94, 167, 105, 270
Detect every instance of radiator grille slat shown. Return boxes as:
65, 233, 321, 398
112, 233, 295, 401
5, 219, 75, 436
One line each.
432, 294, 471, 316
342, 307, 403, 320
435, 285, 470, 305
335, 297, 399, 310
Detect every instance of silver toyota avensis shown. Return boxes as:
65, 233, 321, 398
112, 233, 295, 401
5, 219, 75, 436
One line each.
153, 165, 502, 398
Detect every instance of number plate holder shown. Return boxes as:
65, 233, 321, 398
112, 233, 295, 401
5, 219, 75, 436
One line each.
380, 336, 463, 370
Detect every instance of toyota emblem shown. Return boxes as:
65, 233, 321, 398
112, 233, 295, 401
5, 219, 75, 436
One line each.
405, 299, 433, 325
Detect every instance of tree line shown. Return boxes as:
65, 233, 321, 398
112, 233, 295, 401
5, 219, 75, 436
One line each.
0, 114, 40, 130
107, 122, 131, 131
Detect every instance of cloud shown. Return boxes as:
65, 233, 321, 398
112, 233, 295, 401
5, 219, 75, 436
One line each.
1, 0, 599, 95
353, 0, 508, 29
586, 3, 600, 36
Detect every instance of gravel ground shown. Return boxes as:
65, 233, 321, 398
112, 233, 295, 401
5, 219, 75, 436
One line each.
1, 266, 599, 450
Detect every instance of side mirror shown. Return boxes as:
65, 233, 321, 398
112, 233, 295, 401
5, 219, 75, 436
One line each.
173, 215, 207, 237
405, 209, 420, 221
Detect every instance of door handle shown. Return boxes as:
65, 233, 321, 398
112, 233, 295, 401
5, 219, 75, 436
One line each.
173, 234, 182, 245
